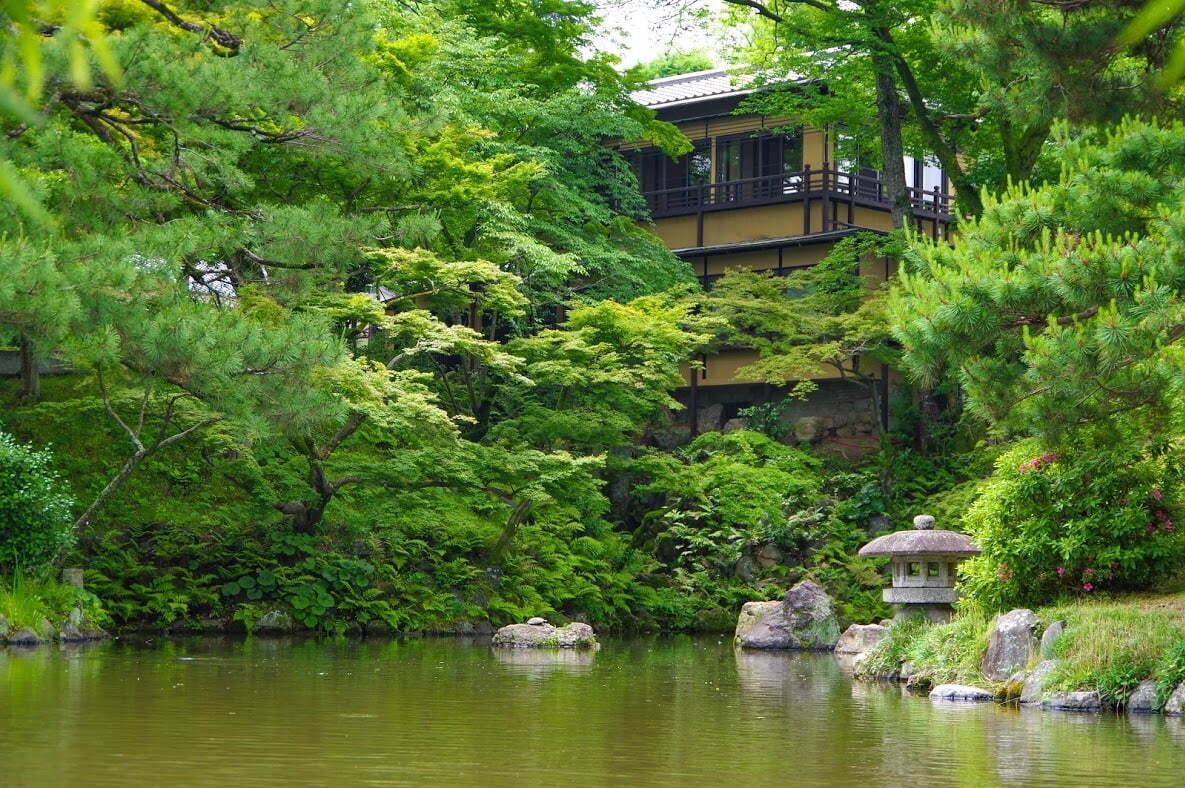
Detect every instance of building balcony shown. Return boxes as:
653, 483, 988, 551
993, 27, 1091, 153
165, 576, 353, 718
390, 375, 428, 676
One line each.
642, 167, 952, 226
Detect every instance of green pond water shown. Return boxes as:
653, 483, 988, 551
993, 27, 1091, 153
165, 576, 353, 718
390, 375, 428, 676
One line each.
2, 636, 1184, 787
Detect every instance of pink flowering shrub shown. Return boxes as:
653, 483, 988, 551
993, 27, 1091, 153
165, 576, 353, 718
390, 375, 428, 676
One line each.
960, 440, 1184, 610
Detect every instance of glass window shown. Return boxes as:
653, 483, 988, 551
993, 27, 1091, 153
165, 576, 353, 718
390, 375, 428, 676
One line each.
921, 155, 944, 194
717, 132, 802, 181
903, 156, 916, 189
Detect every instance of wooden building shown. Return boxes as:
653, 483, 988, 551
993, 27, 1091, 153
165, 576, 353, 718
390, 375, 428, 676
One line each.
627, 69, 953, 449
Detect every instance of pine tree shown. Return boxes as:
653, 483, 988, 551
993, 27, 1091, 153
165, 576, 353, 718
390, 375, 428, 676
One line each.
891, 119, 1185, 438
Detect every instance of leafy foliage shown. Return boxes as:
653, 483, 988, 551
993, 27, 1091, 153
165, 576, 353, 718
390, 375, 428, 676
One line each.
893, 119, 1185, 438
0, 431, 74, 572
960, 439, 1185, 610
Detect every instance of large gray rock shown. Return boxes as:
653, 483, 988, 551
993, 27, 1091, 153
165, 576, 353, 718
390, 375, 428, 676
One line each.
734, 580, 841, 650
492, 622, 598, 649
1040, 620, 1065, 659
1127, 680, 1159, 713
1042, 691, 1102, 712
5, 628, 42, 646
734, 555, 760, 583
930, 684, 993, 702
834, 624, 888, 656
1164, 682, 1185, 716
982, 609, 1039, 680
1020, 659, 1057, 705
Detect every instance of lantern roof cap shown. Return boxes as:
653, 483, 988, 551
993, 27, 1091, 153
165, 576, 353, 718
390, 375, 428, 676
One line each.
858, 514, 980, 557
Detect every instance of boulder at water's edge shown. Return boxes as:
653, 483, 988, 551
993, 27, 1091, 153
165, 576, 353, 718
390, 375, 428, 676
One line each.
982, 609, 1039, 681
1019, 660, 1057, 705
492, 622, 598, 649
834, 624, 888, 656
734, 580, 840, 650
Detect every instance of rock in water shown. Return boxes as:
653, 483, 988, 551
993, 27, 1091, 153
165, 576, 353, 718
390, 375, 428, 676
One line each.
930, 684, 993, 702
734, 580, 841, 650
982, 609, 1039, 681
834, 624, 889, 656
5, 628, 42, 646
1042, 691, 1102, 712
1020, 660, 1057, 705
1127, 680, 1158, 713
1164, 682, 1185, 716
492, 622, 598, 649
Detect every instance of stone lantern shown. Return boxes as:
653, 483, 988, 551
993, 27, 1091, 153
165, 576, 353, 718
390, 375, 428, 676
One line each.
858, 514, 980, 623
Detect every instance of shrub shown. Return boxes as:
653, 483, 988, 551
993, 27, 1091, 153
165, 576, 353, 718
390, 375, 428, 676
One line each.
960, 440, 1185, 610
634, 430, 824, 575
0, 431, 75, 572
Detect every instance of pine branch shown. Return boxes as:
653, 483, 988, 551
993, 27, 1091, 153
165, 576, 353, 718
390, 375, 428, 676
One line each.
137, 0, 242, 52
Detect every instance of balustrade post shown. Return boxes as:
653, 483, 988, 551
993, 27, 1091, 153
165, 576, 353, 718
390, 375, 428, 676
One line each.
802, 163, 812, 235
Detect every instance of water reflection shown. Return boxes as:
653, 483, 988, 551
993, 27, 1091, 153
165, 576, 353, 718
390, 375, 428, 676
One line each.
491, 647, 596, 676
2, 637, 1185, 787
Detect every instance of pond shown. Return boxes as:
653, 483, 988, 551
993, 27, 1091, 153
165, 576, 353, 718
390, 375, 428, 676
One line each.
2, 636, 1184, 787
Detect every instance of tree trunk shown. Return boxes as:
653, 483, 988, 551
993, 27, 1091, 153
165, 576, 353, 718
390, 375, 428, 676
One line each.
18, 335, 40, 405
274, 440, 337, 532
871, 48, 911, 230
75, 449, 149, 528
1000, 116, 1053, 187
490, 499, 533, 562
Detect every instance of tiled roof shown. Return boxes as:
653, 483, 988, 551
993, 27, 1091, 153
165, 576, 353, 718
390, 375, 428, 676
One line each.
631, 69, 754, 109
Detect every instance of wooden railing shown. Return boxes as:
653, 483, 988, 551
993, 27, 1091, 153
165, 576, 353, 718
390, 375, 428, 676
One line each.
642, 166, 953, 223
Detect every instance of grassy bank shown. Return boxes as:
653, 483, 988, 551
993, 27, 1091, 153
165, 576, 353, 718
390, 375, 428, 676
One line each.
0, 575, 110, 634
858, 590, 1185, 708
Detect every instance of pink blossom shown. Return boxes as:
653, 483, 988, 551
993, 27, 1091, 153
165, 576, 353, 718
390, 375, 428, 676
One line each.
1152, 489, 1164, 501
1084, 568, 1094, 577
1083, 583, 1094, 592
1056, 566, 1066, 577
